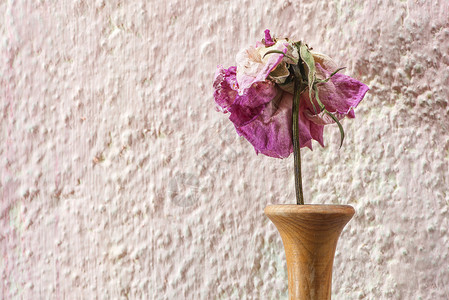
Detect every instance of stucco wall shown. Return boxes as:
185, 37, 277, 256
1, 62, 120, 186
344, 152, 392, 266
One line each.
1, 0, 449, 299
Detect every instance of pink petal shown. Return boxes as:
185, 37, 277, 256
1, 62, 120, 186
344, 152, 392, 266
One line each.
213, 65, 280, 127
312, 64, 369, 116
228, 81, 279, 127
236, 43, 287, 92
235, 92, 316, 158
264, 29, 275, 46
347, 108, 355, 118
213, 65, 238, 111
309, 122, 325, 147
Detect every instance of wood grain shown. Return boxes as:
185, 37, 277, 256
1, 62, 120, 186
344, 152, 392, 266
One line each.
265, 205, 355, 300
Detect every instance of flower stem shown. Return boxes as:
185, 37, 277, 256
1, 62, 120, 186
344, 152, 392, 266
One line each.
292, 78, 304, 205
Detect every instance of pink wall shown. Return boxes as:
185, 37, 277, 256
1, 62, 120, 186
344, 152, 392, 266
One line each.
1, 0, 449, 298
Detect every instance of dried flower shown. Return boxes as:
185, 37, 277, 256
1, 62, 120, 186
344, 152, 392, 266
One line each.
213, 30, 369, 204
214, 30, 368, 158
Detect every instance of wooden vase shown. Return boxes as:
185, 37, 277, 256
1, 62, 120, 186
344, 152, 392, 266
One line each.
264, 204, 355, 300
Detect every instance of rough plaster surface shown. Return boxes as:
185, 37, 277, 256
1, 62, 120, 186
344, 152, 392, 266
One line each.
1, 0, 449, 299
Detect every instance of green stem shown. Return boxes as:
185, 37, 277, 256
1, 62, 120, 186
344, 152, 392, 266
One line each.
292, 78, 304, 205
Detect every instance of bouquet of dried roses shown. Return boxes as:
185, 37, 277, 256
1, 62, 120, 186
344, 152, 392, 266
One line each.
213, 30, 369, 204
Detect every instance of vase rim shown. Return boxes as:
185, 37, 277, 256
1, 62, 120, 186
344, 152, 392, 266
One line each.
264, 204, 355, 216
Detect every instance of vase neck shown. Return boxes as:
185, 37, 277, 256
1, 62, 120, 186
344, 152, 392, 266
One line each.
265, 205, 355, 300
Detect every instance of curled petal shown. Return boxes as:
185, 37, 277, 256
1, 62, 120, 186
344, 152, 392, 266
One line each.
213, 65, 279, 127
269, 62, 290, 84
311, 51, 338, 72
213, 65, 238, 111
264, 29, 275, 46
236, 42, 288, 93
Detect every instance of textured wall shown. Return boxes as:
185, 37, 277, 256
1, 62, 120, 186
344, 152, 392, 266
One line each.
1, 0, 449, 299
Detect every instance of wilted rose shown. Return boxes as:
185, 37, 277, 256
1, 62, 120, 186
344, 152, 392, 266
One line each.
213, 30, 369, 158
